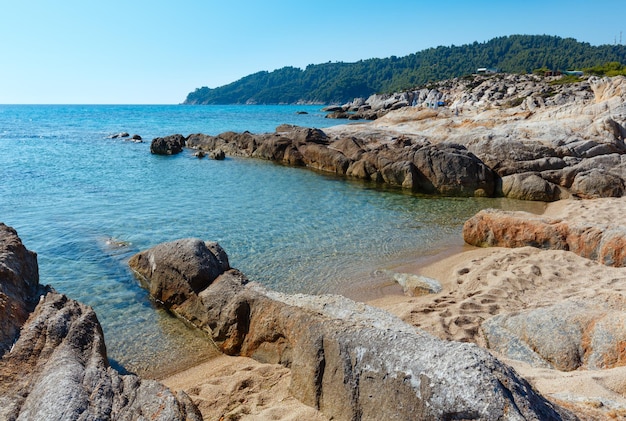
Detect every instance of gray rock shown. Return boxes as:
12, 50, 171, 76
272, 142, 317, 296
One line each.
501, 172, 562, 201
0, 223, 42, 355
411, 143, 495, 196
130, 239, 576, 420
571, 169, 625, 198
0, 225, 202, 421
150, 134, 186, 155
483, 298, 626, 371
128, 238, 230, 308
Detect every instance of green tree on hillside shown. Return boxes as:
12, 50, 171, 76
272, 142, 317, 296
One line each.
183, 35, 626, 105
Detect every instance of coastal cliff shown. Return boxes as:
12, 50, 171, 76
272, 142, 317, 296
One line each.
176, 74, 626, 202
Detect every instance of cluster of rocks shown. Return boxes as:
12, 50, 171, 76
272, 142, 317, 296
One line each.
0, 223, 201, 420
128, 237, 576, 420
325, 73, 595, 121
461, 205, 626, 374
150, 134, 225, 159
108, 132, 143, 142
164, 75, 626, 202
184, 126, 496, 197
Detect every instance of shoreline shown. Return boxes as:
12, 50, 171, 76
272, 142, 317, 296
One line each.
161, 197, 626, 419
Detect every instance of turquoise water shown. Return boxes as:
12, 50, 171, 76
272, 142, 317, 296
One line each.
0, 104, 539, 376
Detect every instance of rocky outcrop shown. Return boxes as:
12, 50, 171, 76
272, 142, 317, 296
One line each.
327, 73, 598, 121
0, 223, 202, 421
483, 297, 626, 372
459, 204, 626, 374
0, 224, 41, 356
129, 238, 576, 420
159, 76, 626, 201
327, 75, 626, 201
463, 208, 626, 266
186, 125, 496, 197
151, 134, 186, 155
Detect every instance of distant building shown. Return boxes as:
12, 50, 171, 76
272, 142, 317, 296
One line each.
476, 67, 500, 74
563, 70, 584, 77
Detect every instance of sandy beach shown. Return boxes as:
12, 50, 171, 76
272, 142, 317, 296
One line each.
159, 197, 626, 419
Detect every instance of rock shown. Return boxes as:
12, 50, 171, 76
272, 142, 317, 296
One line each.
150, 134, 186, 155
501, 172, 563, 201
128, 238, 230, 309
463, 208, 626, 266
109, 132, 130, 139
325, 111, 351, 119
0, 223, 42, 355
321, 105, 344, 112
209, 149, 225, 160
389, 271, 442, 296
194, 150, 206, 158
131, 134, 142, 141
463, 209, 569, 249
411, 143, 495, 196
571, 169, 625, 198
130, 239, 576, 420
482, 298, 626, 371
0, 224, 201, 421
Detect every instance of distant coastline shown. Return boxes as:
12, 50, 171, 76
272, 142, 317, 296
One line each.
183, 34, 626, 105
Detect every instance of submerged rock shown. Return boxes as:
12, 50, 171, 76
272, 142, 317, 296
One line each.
0, 223, 202, 421
129, 238, 576, 420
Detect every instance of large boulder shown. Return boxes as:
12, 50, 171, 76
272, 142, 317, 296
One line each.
0, 224, 201, 420
129, 239, 576, 420
501, 172, 563, 201
483, 297, 626, 371
411, 143, 495, 196
463, 208, 626, 266
0, 223, 41, 355
150, 134, 186, 155
570, 168, 625, 198
129, 238, 231, 328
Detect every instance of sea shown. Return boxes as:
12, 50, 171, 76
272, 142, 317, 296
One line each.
0, 104, 542, 377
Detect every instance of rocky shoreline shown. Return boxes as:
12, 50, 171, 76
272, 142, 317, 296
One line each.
155, 74, 626, 202
4, 74, 626, 419
0, 224, 201, 420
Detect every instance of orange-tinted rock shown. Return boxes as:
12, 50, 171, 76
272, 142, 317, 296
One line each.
463, 209, 626, 267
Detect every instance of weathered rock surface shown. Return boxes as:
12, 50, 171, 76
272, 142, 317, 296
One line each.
483, 297, 626, 372
151, 133, 186, 155
326, 75, 626, 201
456, 200, 626, 376
186, 126, 496, 197
0, 223, 202, 421
0, 224, 41, 356
463, 208, 626, 266
129, 238, 576, 420
165, 75, 626, 201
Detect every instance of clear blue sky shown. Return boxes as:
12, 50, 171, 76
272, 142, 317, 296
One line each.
1, 0, 624, 104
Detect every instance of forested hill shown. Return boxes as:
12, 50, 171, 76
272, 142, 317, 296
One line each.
183, 35, 626, 105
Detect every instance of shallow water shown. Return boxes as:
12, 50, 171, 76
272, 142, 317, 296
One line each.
0, 104, 541, 376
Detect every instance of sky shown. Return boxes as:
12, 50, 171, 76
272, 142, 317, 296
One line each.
1, 0, 624, 104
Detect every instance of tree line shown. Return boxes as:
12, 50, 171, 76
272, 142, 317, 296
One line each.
183, 35, 626, 105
